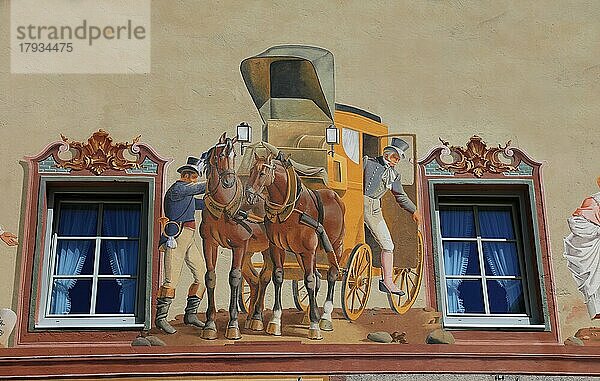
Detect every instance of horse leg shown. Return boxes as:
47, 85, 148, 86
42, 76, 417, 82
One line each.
302, 255, 321, 326
301, 252, 323, 340
201, 241, 219, 340
249, 248, 273, 331
266, 246, 285, 336
320, 242, 342, 332
225, 244, 245, 340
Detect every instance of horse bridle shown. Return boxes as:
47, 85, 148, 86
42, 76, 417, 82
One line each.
249, 159, 276, 201
255, 159, 302, 213
206, 142, 237, 193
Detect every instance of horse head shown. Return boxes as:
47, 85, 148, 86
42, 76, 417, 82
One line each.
207, 132, 238, 189
245, 151, 276, 205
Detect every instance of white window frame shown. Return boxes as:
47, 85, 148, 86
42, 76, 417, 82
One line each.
36, 186, 149, 329
432, 188, 546, 330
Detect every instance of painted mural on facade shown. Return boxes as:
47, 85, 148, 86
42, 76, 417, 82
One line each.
7, 43, 598, 353
5, 0, 600, 377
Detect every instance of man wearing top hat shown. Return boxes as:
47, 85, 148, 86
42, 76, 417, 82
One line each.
363, 137, 421, 297
155, 155, 208, 334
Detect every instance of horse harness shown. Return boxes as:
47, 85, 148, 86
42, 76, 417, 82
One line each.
264, 163, 333, 254
204, 152, 263, 235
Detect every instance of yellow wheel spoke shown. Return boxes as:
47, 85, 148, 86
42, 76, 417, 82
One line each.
408, 275, 417, 289
356, 286, 367, 298
357, 258, 369, 277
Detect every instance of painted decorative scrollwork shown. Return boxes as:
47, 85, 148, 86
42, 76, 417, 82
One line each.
56, 129, 141, 175
436, 135, 518, 178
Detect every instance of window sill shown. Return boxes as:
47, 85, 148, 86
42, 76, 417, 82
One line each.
445, 323, 547, 330
34, 322, 145, 330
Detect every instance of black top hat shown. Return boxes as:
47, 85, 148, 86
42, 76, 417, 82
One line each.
177, 156, 201, 174
383, 137, 410, 158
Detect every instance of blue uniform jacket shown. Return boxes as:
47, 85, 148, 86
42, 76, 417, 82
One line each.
159, 180, 206, 247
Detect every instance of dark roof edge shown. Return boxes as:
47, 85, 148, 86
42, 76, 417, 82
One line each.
334, 103, 382, 123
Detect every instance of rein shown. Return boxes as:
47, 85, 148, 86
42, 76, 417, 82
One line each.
263, 161, 304, 223
204, 145, 262, 224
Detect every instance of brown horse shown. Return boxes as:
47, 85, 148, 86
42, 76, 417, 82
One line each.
245, 152, 345, 340
199, 133, 272, 340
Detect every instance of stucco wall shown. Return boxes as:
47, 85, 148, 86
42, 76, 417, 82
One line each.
1, 0, 599, 340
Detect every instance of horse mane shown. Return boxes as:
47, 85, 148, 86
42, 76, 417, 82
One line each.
204, 146, 215, 177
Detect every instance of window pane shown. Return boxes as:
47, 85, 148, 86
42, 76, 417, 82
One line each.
487, 279, 526, 314
102, 204, 141, 237
54, 240, 96, 275
446, 279, 485, 314
58, 204, 98, 236
439, 207, 476, 238
96, 279, 137, 314
443, 241, 480, 275
50, 279, 92, 314
478, 207, 515, 239
99, 240, 139, 275
482, 242, 521, 276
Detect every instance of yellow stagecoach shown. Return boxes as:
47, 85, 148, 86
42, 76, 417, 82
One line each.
237, 45, 423, 320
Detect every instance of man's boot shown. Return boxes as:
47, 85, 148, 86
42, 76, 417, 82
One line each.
155, 297, 177, 334
379, 249, 405, 296
183, 295, 205, 328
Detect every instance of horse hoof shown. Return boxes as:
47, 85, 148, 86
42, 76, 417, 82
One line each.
250, 319, 264, 331
201, 327, 218, 340
266, 322, 282, 336
308, 328, 323, 340
319, 319, 334, 332
225, 326, 242, 340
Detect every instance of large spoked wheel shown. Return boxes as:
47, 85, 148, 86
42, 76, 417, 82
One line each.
341, 243, 373, 321
387, 231, 424, 314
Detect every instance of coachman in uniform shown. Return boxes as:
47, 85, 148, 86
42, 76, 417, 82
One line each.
155, 156, 208, 334
363, 138, 421, 296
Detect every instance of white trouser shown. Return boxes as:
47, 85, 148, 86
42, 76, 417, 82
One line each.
363, 196, 394, 251
162, 227, 206, 297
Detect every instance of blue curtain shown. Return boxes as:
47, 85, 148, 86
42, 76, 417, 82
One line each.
440, 208, 475, 314
50, 205, 97, 315
102, 205, 140, 314
479, 210, 523, 313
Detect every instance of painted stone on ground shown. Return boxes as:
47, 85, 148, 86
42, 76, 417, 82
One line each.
564, 336, 585, 346
426, 329, 455, 344
367, 331, 393, 343
131, 337, 152, 346
146, 335, 167, 346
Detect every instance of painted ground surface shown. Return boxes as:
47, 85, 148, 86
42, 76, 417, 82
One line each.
150, 307, 441, 345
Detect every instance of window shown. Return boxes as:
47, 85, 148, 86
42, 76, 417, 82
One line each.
434, 193, 544, 329
37, 189, 148, 329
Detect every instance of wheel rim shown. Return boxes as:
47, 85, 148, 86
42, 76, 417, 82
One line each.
292, 280, 309, 311
388, 230, 424, 314
342, 243, 372, 321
